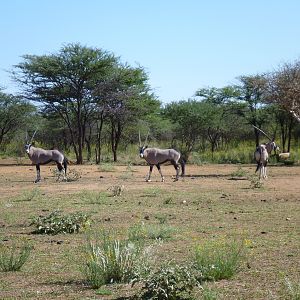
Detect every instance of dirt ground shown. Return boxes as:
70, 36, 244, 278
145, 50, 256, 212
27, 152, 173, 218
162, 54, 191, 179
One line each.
0, 158, 299, 299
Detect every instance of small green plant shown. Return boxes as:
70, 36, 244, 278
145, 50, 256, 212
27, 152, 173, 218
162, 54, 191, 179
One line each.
282, 277, 300, 300
0, 242, 32, 272
194, 238, 246, 281
128, 222, 175, 242
154, 214, 168, 224
30, 210, 91, 234
199, 284, 220, 300
163, 197, 173, 205
139, 261, 200, 300
82, 231, 147, 288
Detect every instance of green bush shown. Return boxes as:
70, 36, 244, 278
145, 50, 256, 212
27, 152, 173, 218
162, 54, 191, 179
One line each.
139, 261, 201, 300
194, 238, 245, 281
0, 242, 32, 272
82, 232, 148, 288
30, 210, 91, 234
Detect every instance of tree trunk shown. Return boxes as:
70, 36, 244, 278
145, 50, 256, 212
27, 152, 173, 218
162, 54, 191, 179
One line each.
85, 124, 92, 161
253, 128, 260, 147
111, 120, 122, 162
280, 121, 287, 153
76, 108, 83, 164
95, 112, 104, 164
287, 118, 294, 152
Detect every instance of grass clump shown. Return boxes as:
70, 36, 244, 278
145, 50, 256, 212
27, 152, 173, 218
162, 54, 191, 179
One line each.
82, 231, 148, 288
138, 261, 200, 300
198, 284, 220, 300
194, 238, 246, 281
77, 190, 109, 204
98, 163, 116, 172
95, 288, 113, 296
0, 241, 32, 272
14, 188, 41, 202
282, 277, 300, 300
230, 166, 248, 178
142, 187, 162, 198
30, 210, 91, 235
128, 222, 175, 242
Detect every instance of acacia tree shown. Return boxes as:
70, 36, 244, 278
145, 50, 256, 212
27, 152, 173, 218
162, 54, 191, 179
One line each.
274, 107, 295, 152
0, 91, 35, 148
94, 65, 158, 162
163, 100, 213, 159
195, 86, 246, 151
235, 75, 272, 146
13, 43, 117, 164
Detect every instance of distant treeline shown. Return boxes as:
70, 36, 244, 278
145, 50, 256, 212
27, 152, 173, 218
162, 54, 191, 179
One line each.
1, 43, 300, 163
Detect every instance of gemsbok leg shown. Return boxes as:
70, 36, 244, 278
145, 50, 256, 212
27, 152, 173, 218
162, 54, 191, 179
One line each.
171, 160, 180, 181
156, 164, 165, 182
146, 165, 154, 182
35, 164, 41, 183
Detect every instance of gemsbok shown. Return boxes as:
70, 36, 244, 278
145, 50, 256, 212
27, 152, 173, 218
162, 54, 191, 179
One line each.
253, 125, 279, 179
25, 131, 68, 183
139, 131, 185, 182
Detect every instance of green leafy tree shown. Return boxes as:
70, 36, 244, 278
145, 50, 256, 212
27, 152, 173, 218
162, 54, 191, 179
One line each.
0, 91, 35, 149
163, 100, 213, 159
195, 86, 246, 153
235, 75, 272, 146
94, 65, 158, 161
13, 43, 117, 164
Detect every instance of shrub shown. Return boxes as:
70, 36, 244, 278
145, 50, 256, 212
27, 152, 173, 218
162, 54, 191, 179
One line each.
52, 168, 81, 182
107, 185, 124, 197
0, 242, 32, 272
139, 261, 201, 300
30, 210, 91, 234
82, 232, 148, 288
249, 175, 264, 189
194, 238, 245, 281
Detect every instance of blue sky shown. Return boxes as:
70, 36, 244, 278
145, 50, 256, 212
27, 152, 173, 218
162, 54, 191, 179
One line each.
1, 0, 300, 103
